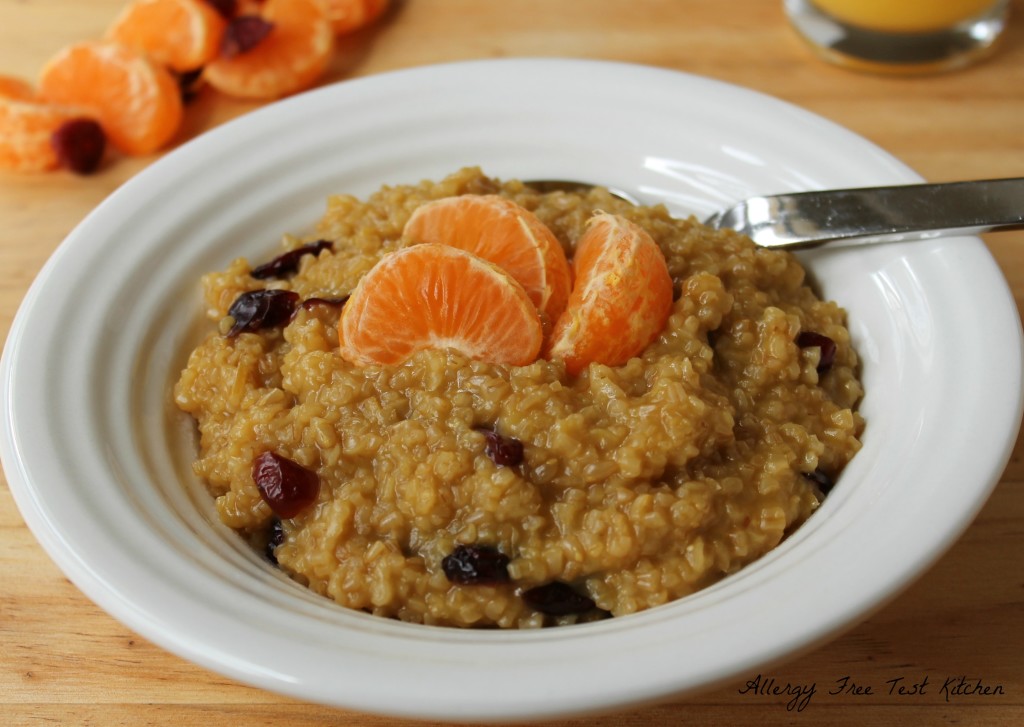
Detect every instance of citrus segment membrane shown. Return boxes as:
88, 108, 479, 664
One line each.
106, 0, 228, 72
38, 41, 183, 155
403, 194, 572, 331
0, 76, 90, 172
547, 212, 674, 375
203, 0, 334, 99
339, 243, 544, 367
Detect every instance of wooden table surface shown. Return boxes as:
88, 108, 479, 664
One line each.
2, 1, 1023, 725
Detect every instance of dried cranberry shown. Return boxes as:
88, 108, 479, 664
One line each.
251, 240, 333, 279
475, 426, 524, 467
221, 16, 274, 58
177, 68, 204, 103
796, 331, 837, 372
300, 295, 349, 311
522, 582, 596, 616
51, 118, 106, 175
203, 0, 238, 18
226, 288, 299, 337
252, 452, 320, 518
442, 545, 511, 585
803, 468, 835, 496
265, 518, 285, 563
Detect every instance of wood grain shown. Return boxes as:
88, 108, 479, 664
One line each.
1, 1, 1022, 724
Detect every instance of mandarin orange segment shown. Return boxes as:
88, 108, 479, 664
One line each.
325, 0, 389, 34
38, 41, 183, 156
339, 243, 543, 367
0, 75, 87, 172
546, 213, 673, 376
204, 0, 334, 99
106, 0, 228, 72
0, 76, 36, 102
403, 195, 572, 331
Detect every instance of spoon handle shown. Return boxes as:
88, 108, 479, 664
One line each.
709, 177, 1024, 249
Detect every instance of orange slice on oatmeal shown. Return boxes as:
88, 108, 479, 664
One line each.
0, 76, 87, 172
338, 243, 543, 367
204, 0, 334, 99
403, 194, 573, 330
106, 0, 228, 72
38, 41, 183, 156
546, 213, 673, 376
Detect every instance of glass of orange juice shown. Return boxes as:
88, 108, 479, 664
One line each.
785, 0, 1010, 73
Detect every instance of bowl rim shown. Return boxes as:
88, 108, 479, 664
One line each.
2, 58, 1022, 721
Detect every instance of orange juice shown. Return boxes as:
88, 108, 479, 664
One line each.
811, 0, 999, 33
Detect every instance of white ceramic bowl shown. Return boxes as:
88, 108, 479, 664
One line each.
2, 59, 1021, 721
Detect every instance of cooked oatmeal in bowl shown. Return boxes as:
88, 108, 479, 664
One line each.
173, 166, 863, 628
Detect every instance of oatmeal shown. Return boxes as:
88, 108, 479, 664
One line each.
174, 167, 863, 627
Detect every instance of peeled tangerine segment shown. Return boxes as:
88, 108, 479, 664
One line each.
203, 0, 335, 99
38, 41, 182, 155
547, 213, 674, 376
403, 194, 572, 329
106, 0, 228, 72
0, 76, 87, 172
338, 243, 544, 367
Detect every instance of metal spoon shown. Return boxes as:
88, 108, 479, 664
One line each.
527, 177, 1024, 250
